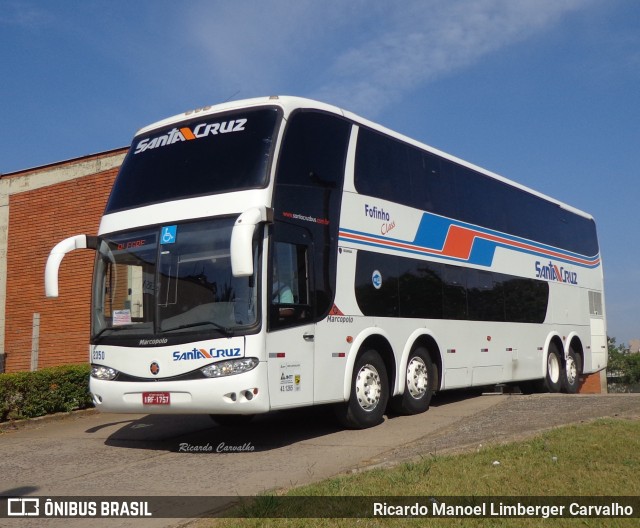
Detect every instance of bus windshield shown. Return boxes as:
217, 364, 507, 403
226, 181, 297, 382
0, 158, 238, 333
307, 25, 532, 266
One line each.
92, 217, 259, 341
105, 107, 281, 212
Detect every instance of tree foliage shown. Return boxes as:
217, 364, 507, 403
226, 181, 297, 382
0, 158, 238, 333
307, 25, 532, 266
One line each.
608, 337, 640, 388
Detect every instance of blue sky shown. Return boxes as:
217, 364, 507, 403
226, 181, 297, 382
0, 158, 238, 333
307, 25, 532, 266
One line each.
1, 0, 639, 345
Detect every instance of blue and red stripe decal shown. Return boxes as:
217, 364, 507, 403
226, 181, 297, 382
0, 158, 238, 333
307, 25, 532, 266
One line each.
339, 212, 600, 269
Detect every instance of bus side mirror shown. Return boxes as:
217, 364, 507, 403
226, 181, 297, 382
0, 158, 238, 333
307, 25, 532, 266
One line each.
45, 234, 98, 297
231, 207, 272, 277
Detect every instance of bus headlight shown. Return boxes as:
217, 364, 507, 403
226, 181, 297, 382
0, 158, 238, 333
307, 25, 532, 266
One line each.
91, 365, 118, 380
201, 358, 259, 378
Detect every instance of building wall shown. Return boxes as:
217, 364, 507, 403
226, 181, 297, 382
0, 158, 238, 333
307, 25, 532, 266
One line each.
0, 150, 126, 372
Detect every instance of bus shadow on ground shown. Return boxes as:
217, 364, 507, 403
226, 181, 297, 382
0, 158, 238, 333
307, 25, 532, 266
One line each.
99, 403, 344, 453
98, 388, 487, 453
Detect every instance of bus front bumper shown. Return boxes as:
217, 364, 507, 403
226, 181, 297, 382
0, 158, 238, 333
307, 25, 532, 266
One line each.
89, 363, 270, 415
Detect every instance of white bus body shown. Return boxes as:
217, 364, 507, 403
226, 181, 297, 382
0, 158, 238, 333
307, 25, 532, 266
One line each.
45, 96, 606, 428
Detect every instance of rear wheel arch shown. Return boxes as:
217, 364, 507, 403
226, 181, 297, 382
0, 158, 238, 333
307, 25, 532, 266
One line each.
357, 334, 395, 397
567, 336, 584, 368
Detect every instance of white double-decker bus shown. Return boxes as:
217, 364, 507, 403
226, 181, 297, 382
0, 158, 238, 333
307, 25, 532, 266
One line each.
45, 96, 606, 429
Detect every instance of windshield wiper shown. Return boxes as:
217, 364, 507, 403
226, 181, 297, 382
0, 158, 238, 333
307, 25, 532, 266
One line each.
92, 328, 112, 341
93, 323, 151, 341
161, 320, 234, 336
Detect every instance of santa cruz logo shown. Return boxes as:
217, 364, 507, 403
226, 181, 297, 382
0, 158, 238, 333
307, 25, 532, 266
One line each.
535, 261, 578, 285
172, 347, 242, 361
134, 118, 248, 154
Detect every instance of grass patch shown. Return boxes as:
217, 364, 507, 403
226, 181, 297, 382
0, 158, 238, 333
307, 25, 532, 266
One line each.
210, 418, 640, 527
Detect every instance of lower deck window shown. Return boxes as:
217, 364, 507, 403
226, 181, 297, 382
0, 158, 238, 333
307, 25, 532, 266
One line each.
355, 251, 548, 323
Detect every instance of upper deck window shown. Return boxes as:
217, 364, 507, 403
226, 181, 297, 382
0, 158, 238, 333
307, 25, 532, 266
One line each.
355, 126, 599, 257
105, 107, 281, 212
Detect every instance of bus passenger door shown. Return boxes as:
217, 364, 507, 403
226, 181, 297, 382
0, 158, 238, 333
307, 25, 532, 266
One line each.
266, 230, 315, 409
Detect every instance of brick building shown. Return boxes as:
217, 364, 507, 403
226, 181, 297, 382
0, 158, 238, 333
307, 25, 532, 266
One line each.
0, 148, 127, 373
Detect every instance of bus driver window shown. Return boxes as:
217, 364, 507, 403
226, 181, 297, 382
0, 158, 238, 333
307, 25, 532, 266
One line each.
271, 241, 309, 325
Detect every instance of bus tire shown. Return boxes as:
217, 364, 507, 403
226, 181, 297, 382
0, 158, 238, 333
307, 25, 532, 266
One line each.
562, 349, 582, 394
544, 344, 563, 393
335, 349, 389, 429
390, 347, 435, 415
210, 414, 254, 427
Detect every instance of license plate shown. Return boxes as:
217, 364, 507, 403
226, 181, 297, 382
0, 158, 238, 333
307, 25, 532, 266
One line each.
143, 392, 170, 405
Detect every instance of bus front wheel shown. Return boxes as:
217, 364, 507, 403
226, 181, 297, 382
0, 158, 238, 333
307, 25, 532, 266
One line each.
390, 347, 435, 415
335, 349, 389, 429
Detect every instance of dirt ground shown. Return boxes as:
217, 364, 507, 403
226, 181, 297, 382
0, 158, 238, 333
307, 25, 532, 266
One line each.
358, 393, 640, 471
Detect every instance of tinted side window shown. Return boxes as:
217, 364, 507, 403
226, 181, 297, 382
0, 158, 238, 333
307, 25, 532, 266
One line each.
354, 127, 409, 204
270, 240, 312, 329
467, 270, 505, 322
354, 127, 599, 256
398, 259, 444, 319
354, 251, 399, 317
424, 155, 457, 219
277, 111, 350, 187
443, 265, 468, 320
503, 276, 549, 323
274, 111, 351, 320
355, 251, 548, 323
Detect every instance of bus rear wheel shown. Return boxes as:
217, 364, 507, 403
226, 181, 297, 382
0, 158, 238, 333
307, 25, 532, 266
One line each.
335, 349, 389, 429
544, 344, 563, 393
562, 349, 582, 394
390, 347, 435, 415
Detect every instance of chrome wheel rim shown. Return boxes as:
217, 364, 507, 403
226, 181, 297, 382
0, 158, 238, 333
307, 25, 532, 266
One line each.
355, 364, 382, 411
406, 357, 428, 399
566, 355, 577, 385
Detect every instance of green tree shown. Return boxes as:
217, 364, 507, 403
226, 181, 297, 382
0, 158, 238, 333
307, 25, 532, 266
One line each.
608, 337, 640, 388
608, 337, 627, 372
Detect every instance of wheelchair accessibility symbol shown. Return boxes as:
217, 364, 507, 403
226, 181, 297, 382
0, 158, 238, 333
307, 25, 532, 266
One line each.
161, 225, 177, 245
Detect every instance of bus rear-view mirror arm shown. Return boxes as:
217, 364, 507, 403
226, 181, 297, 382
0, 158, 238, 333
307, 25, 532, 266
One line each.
45, 234, 98, 298
231, 206, 273, 277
